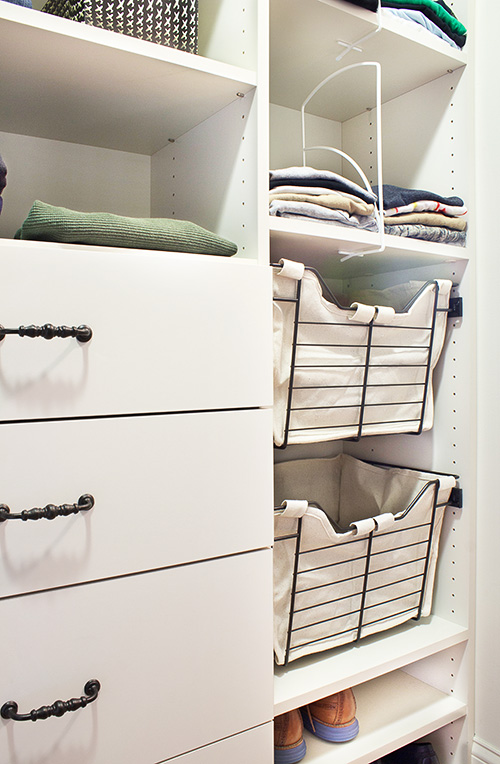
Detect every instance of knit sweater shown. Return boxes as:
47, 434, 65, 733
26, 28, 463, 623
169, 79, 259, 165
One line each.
15, 200, 238, 256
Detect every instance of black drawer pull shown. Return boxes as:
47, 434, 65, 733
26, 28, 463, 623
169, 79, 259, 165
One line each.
1, 679, 101, 722
0, 494, 94, 522
0, 323, 92, 343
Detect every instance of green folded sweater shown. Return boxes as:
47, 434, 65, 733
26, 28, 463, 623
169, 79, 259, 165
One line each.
15, 200, 238, 257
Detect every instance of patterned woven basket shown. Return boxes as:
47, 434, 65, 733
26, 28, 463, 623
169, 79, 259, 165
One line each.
42, 0, 198, 53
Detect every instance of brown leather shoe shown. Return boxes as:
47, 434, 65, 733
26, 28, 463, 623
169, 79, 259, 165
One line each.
302, 687, 359, 742
274, 708, 307, 763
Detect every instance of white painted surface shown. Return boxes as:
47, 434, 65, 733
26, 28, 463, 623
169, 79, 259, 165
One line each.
0, 550, 274, 764
270, 0, 466, 122
0, 132, 152, 240
474, 0, 500, 753
0, 242, 273, 419
0, 408, 273, 598
297, 670, 466, 764
158, 723, 273, 763
274, 616, 468, 715
0, 2, 256, 154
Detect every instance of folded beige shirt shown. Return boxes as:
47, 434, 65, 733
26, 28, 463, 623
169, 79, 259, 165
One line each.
384, 212, 467, 230
269, 191, 375, 216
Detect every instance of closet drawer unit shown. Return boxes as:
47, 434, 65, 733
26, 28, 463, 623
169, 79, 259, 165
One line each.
167, 722, 273, 763
0, 242, 273, 421
0, 408, 273, 598
0, 550, 273, 764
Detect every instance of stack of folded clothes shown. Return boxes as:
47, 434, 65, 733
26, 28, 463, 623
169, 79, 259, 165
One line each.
373, 183, 467, 246
341, 0, 467, 49
0, 153, 6, 216
269, 166, 379, 233
14, 200, 238, 256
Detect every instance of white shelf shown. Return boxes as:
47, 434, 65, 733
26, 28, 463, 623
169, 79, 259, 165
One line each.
269, 216, 469, 278
274, 615, 468, 715
0, 2, 257, 154
299, 669, 466, 764
270, 0, 467, 121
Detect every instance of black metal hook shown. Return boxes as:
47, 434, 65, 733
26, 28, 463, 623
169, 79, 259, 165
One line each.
0, 324, 92, 343
0, 494, 94, 523
1, 679, 101, 722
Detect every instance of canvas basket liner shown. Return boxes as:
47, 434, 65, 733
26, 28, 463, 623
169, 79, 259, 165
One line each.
273, 259, 452, 447
273, 453, 456, 665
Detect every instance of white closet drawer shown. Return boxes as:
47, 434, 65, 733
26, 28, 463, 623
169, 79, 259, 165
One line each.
0, 550, 273, 764
0, 242, 273, 420
0, 409, 273, 598
164, 722, 273, 763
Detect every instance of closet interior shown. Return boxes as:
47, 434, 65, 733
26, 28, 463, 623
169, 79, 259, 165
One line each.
0, 0, 476, 762
270, 1, 474, 764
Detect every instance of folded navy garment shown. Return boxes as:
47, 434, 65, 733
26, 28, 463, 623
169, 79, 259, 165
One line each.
340, 0, 379, 9
1, 0, 33, 7
0, 153, 6, 214
0, 154, 6, 196
374, 184, 464, 209
270, 167, 377, 204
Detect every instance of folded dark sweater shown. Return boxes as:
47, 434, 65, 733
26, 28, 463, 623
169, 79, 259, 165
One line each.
381, 0, 466, 46
15, 201, 238, 256
0, 154, 6, 195
1, 0, 33, 7
341, 0, 379, 10
373, 184, 464, 209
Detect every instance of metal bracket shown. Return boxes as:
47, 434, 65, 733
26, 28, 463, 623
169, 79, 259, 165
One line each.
448, 487, 463, 509
448, 297, 463, 319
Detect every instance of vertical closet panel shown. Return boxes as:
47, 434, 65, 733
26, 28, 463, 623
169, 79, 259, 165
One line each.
341, 69, 469, 201
197, 0, 259, 69
474, 0, 500, 757
151, 93, 259, 259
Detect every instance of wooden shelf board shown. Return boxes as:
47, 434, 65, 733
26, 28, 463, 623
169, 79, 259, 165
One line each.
0, 3, 256, 154
300, 669, 466, 764
269, 216, 469, 278
274, 615, 468, 714
270, 0, 467, 121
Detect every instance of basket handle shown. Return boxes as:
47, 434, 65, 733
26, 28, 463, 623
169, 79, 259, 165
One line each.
276, 500, 309, 518
276, 259, 305, 282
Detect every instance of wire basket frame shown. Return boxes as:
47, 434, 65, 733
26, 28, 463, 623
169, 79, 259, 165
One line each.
273, 458, 461, 665
273, 262, 452, 448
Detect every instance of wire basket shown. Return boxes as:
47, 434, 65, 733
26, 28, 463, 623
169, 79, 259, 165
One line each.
273, 454, 460, 665
273, 259, 456, 448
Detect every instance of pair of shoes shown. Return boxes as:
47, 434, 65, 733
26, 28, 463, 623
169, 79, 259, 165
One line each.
274, 708, 307, 763
274, 688, 359, 762
382, 742, 440, 764
302, 686, 359, 743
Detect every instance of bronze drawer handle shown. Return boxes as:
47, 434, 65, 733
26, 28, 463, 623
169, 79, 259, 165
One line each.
1, 679, 101, 722
0, 323, 92, 343
0, 494, 94, 522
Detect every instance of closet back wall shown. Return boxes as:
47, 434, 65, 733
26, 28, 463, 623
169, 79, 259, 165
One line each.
0, 132, 151, 239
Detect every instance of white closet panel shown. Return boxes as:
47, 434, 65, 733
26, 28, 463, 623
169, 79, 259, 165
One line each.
161, 722, 273, 763
0, 550, 273, 764
0, 408, 273, 598
0, 243, 272, 419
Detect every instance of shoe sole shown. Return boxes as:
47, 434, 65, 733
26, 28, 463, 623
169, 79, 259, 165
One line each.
302, 711, 360, 743
274, 739, 307, 763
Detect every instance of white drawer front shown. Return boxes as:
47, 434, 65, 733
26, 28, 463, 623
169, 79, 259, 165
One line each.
0, 551, 273, 764
160, 722, 273, 763
0, 409, 273, 598
0, 242, 273, 420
